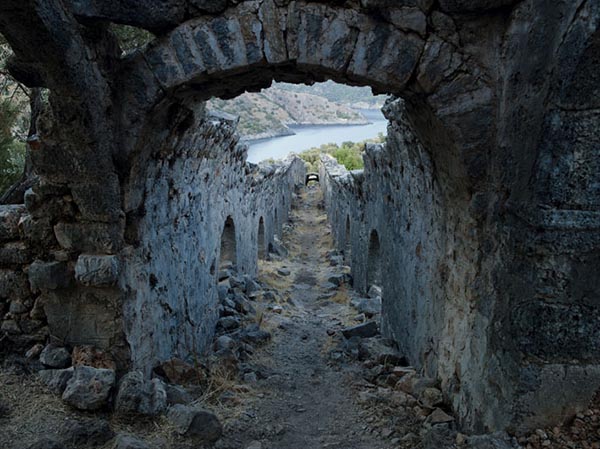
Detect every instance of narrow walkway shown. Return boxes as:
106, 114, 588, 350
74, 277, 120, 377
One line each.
219, 187, 388, 449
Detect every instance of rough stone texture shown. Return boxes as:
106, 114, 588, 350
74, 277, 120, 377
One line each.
0, 0, 597, 435
167, 404, 223, 442
62, 366, 116, 410
120, 110, 304, 373
74, 254, 120, 287
114, 370, 167, 415
39, 344, 71, 368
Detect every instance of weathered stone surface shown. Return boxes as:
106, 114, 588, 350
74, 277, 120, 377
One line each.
0, 269, 29, 299
341, 321, 379, 339
0, 205, 26, 242
420, 387, 443, 408
0, 241, 31, 266
54, 222, 124, 254
75, 254, 120, 287
28, 260, 72, 292
39, 344, 71, 368
167, 404, 223, 442
58, 418, 114, 448
43, 288, 123, 350
165, 384, 193, 405
38, 367, 74, 394
115, 371, 167, 415
62, 366, 115, 410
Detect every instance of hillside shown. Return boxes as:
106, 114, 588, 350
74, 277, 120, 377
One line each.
275, 80, 387, 108
207, 83, 381, 141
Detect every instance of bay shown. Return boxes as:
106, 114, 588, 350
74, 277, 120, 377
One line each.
246, 109, 387, 164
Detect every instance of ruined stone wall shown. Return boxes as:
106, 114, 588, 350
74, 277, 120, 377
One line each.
321, 92, 600, 433
0, 109, 305, 374
0, 205, 47, 351
119, 110, 305, 372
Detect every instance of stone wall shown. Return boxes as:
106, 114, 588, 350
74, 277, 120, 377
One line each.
0, 205, 47, 350
119, 110, 305, 372
0, 109, 305, 374
320, 96, 600, 433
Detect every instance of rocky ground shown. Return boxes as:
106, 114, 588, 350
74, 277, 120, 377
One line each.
0, 186, 598, 449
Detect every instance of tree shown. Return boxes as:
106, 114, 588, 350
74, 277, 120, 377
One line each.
0, 32, 37, 203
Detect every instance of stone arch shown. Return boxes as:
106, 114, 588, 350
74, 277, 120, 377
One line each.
220, 215, 237, 269
257, 216, 266, 260
367, 229, 381, 290
1, 0, 597, 435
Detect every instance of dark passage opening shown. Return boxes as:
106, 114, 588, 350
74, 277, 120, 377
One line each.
220, 216, 237, 269
367, 229, 381, 289
344, 215, 351, 263
258, 216, 266, 259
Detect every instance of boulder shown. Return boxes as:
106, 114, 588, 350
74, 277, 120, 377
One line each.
165, 384, 193, 405
217, 316, 241, 330
327, 273, 345, 286
277, 267, 291, 276
25, 343, 44, 359
427, 408, 454, 425
244, 277, 261, 295
240, 326, 271, 345
215, 335, 236, 351
62, 366, 115, 410
354, 297, 381, 317
38, 367, 74, 394
167, 404, 223, 442
358, 337, 405, 365
115, 371, 167, 416
59, 418, 114, 447
420, 387, 443, 408
39, 344, 71, 368
367, 285, 382, 298
341, 321, 379, 339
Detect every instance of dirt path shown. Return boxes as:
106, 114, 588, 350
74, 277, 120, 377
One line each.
218, 186, 389, 449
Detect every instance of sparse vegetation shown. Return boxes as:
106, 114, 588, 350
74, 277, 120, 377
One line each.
0, 34, 30, 195
299, 133, 386, 172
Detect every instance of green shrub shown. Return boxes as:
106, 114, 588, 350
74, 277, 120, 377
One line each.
0, 99, 26, 192
299, 134, 386, 171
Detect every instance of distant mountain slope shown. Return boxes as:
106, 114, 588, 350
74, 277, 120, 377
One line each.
274, 80, 387, 108
207, 84, 379, 141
